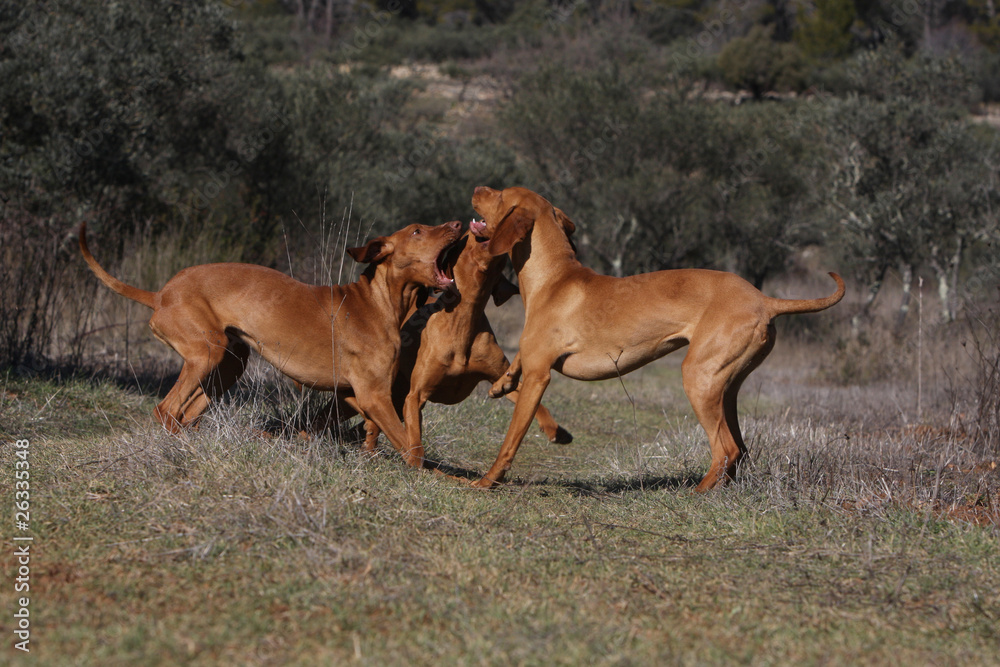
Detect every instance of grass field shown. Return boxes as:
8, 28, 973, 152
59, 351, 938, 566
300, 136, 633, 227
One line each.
2, 324, 998, 665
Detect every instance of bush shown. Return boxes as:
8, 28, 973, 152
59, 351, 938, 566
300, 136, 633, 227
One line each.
843, 44, 980, 108
971, 49, 1000, 102
717, 25, 807, 97
634, 0, 703, 45
0, 1, 286, 245
497, 60, 707, 275
276, 64, 520, 243
334, 20, 500, 65
0, 216, 67, 371
794, 0, 857, 60
498, 54, 831, 284
828, 48, 997, 324
708, 102, 833, 287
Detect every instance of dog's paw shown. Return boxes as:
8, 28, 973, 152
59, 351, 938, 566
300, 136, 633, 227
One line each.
489, 375, 516, 398
549, 426, 573, 445
470, 477, 500, 490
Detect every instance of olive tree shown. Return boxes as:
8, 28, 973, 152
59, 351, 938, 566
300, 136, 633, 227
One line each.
831, 48, 997, 327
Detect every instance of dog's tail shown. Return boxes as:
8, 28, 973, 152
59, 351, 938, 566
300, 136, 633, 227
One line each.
766, 272, 845, 317
78, 222, 157, 309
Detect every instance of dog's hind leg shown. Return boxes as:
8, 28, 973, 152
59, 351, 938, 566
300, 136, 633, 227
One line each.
150, 317, 239, 432
682, 347, 747, 492
721, 322, 777, 475
206, 338, 250, 399
684, 321, 775, 492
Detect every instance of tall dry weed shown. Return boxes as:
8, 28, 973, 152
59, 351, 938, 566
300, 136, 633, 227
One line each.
962, 300, 1000, 455
0, 212, 74, 371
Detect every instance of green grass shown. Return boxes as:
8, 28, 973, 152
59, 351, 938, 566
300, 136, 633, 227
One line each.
1, 352, 998, 665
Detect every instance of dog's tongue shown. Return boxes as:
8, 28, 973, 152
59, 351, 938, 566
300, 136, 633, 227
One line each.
469, 219, 487, 236
437, 271, 454, 288
435, 257, 454, 288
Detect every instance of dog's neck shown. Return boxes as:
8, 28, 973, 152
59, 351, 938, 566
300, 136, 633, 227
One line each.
511, 215, 581, 308
399, 262, 496, 360
357, 263, 424, 329
418, 276, 486, 356
452, 270, 499, 352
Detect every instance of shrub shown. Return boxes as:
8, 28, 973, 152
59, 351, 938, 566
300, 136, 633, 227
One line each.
794, 0, 857, 60
497, 60, 706, 275
0, 215, 66, 371
970, 49, 1000, 102
276, 64, 520, 243
717, 25, 807, 97
333, 20, 500, 65
498, 55, 831, 284
828, 48, 997, 325
634, 0, 703, 45
0, 1, 286, 243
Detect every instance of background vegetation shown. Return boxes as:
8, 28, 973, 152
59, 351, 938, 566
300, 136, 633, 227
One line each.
3, 0, 999, 370
1, 1, 998, 662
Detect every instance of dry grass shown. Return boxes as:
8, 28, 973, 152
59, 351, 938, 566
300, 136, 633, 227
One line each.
1, 246, 997, 663
1, 319, 998, 664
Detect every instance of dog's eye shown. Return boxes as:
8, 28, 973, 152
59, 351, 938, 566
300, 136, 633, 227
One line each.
412, 229, 422, 236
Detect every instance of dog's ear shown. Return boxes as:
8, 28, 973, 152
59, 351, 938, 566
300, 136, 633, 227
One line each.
553, 207, 576, 237
486, 206, 534, 257
347, 237, 393, 263
491, 275, 519, 306
552, 206, 578, 253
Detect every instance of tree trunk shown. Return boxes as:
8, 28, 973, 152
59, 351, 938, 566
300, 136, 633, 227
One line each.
852, 262, 888, 336
310, 0, 323, 33
929, 248, 949, 324
947, 235, 963, 322
895, 262, 913, 332
936, 272, 950, 321
295, 0, 306, 31
929, 236, 963, 322
924, 0, 935, 44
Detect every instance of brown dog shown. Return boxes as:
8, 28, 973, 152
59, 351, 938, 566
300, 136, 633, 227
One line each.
361, 232, 572, 453
79, 220, 462, 469
469, 186, 845, 491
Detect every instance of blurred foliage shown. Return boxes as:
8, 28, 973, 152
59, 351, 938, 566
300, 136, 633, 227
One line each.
830, 47, 998, 323
498, 55, 831, 286
0, 1, 517, 247
794, 0, 856, 59
718, 25, 808, 97
2, 0, 1000, 370
1, 0, 289, 254
274, 64, 520, 244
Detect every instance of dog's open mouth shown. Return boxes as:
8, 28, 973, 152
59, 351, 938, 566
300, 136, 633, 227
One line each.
469, 219, 488, 238
436, 234, 468, 285
433, 236, 462, 288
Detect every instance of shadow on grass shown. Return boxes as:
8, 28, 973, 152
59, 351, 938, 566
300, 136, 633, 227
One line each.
489, 472, 703, 495
4, 356, 180, 398
410, 455, 705, 493
558, 474, 702, 496
423, 458, 488, 482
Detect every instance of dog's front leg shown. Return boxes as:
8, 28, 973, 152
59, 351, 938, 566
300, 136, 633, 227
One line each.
489, 352, 522, 398
474, 370, 551, 488
402, 388, 431, 462
353, 388, 425, 469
